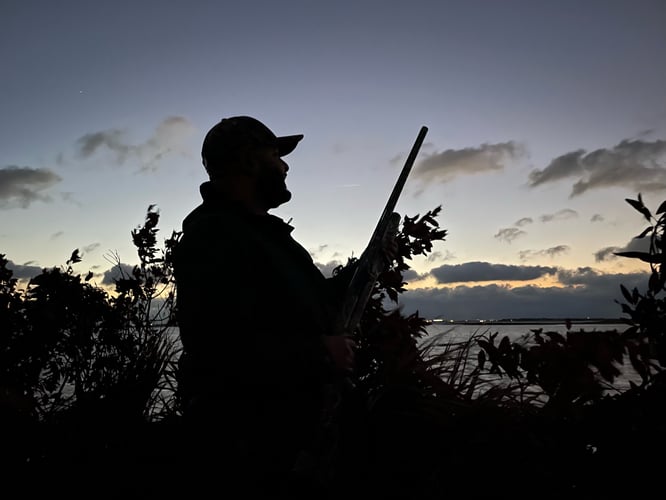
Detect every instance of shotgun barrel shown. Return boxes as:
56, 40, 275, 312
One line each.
335, 125, 428, 336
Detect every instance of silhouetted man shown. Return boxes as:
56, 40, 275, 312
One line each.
173, 116, 356, 498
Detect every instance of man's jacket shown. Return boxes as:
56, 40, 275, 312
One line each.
173, 183, 348, 449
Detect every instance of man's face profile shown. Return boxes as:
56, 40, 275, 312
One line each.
250, 146, 292, 209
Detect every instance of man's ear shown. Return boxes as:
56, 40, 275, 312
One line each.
237, 147, 262, 177
218, 147, 252, 177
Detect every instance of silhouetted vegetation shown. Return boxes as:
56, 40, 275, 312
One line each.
1, 198, 664, 497
1, 206, 182, 465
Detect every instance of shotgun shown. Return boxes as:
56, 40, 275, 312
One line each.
334, 125, 428, 337
293, 127, 429, 484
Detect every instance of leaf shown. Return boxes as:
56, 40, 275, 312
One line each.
499, 335, 511, 352
545, 331, 566, 344
620, 284, 634, 304
85, 271, 93, 282
67, 248, 82, 265
625, 197, 642, 211
477, 349, 486, 370
622, 325, 638, 338
648, 271, 661, 294
620, 303, 634, 316
635, 226, 653, 239
625, 197, 652, 221
656, 200, 666, 215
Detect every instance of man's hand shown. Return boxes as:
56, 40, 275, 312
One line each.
322, 335, 356, 374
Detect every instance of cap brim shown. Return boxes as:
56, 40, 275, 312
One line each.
276, 134, 304, 157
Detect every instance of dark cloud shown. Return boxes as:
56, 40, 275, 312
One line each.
5, 260, 42, 280
519, 245, 570, 261
529, 150, 586, 186
50, 231, 64, 240
494, 227, 526, 243
623, 236, 651, 253
0, 166, 62, 208
101, 263, 136, 285
555, 267, 597, 285
77, 129, 128, 159
413, 141, 524, 185
429, 261, 556, 283
514, 217, 533, 227
398, 270, 648, 319
528, 139, 666, 197
591, 214, 604, 222
594, 247, 621, 262
540, 209, 578, 223
402, 269, 421, 282
75, 116, 194, 171
595, 236, 650, 262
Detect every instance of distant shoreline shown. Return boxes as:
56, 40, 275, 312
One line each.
428, 318, 625, 325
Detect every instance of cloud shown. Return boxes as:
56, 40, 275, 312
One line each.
75, 116, 195, 171
402, 269, 421, 282
82, 242, 101, 253
594, 247, 621, 262
514, 217, 533, 227
398, 269, 648, 319
595, 236, 650, 262
622, 236, 651, 253
101, 263, 136, 285
519, 245, 570, 261
528, 139, 666, 197
540, 209, 578, 223
542, 245, 570, 258
309, 244, 329, 257
426, 250, 456, 263
528, 150, 586, 186
5, 259, 42, 280
315, 260, 345, 278
413, 141, 524, 185
50, 231, 64, 240
429, 261, 556, 283
591, 214, 604, 222
389, 153, 403, 166
494, 227, 526, 243
0, 166, 62, 208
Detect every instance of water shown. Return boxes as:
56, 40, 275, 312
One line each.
419, 321, 642, 394
422, 321, 626, 342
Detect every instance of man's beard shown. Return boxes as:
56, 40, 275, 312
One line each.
258, 172, 292, 209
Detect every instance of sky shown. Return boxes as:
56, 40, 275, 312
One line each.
2, 0, 665, 320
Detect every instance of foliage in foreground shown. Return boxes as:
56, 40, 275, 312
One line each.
469, 194, 665, 411
0, 207, 181, 435
0, 197, 664, 496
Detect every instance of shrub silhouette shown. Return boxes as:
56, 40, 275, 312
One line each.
1, 199, 664, 496
1, 206, 181, 463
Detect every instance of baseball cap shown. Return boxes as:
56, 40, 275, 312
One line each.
201, 116, 304, 170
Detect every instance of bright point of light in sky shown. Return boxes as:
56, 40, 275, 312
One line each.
1, 0, 665, 319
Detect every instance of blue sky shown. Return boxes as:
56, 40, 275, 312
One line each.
2, 0, 665, 319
